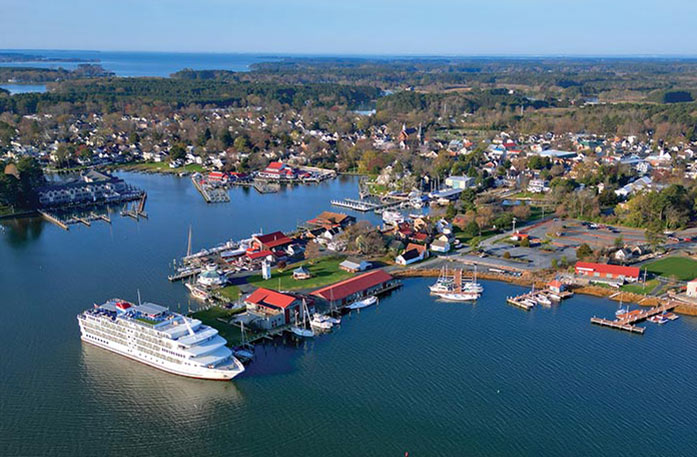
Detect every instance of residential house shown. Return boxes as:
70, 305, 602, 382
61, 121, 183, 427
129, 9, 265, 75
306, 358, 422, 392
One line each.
339, 258, 371, 273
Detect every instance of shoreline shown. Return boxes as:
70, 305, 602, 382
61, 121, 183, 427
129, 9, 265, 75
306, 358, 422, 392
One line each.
392, 267, 697, 317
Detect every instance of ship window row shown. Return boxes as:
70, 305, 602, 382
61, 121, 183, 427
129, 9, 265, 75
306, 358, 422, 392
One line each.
136, 346, 182, 365
83, 323, 127, 341
85, 329, 127, 346
161, 348, 186, 359
85, 334, 111, 345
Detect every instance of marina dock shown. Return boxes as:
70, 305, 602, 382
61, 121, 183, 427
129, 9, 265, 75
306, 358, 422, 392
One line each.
506, 288, 572, 311
192, 175, 230, 203
590, 301, 678, 334
331, 197, 406, 213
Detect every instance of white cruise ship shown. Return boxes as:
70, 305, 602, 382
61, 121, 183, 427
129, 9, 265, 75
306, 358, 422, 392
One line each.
77, 299, 244, 381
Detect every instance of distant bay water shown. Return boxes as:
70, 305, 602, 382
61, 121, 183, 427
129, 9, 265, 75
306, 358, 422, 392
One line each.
0, 50, 279, 77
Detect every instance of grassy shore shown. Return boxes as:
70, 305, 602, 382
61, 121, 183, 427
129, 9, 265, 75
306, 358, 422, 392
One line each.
247, 256, 352, 291
117, 162, 206, 174
191, 306, 247, 346
621, 279, 660, 295
215, 285, 241, 301
643, 256, 697, 281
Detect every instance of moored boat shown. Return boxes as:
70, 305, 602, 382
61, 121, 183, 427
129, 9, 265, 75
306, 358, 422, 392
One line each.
347, 296, 378, 310
77, 298, 244, 380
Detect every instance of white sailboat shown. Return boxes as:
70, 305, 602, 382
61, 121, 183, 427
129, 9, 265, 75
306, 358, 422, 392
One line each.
429, 266, 454, 294
462, 265, 484, 294
434, 269, 480, 302
291, 300, 315, 338
347, 296, 378, 310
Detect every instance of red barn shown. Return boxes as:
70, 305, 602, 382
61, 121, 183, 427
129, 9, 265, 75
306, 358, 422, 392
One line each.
575, 262, 640, 282
312, 270, 398, 307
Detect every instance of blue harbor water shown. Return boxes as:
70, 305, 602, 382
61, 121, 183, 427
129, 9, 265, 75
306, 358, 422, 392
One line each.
2, 173, 697, 456
0, 84, 47, 94
0, 50, 278, 77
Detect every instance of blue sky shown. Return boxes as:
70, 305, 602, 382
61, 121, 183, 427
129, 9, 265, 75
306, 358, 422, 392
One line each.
3, 0, 696, 55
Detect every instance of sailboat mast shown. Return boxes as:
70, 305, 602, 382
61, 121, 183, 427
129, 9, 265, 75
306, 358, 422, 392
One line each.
187, 225, 192, 257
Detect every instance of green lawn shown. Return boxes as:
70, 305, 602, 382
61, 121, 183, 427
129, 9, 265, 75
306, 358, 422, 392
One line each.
123, 162, 206, 173
621, 279, 660, 295
247, 256, 352, 291
643, 257, 697, 281
191, 306, 247, 346
215, 285, 241, 301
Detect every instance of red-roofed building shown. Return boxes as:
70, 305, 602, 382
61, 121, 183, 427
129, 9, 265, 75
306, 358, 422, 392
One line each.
245, 287, 302, 328
252, 231, 293, 251
246, 249, 274, 261
312, 270, 399, 308
208, 171, 227, 182
575, 262, 640, 282
306, 211, 356, 229
258, 161, 297, 180
548, 279, 565, 294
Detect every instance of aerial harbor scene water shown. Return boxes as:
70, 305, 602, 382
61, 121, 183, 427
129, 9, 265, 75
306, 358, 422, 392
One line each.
4, 1, 697, 456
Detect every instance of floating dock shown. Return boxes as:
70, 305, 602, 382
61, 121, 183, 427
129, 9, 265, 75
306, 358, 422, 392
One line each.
590, 301, 678, 334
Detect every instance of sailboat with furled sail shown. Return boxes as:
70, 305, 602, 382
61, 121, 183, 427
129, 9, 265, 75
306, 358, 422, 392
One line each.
291, 299, 315, 338
433, 269, 480, 302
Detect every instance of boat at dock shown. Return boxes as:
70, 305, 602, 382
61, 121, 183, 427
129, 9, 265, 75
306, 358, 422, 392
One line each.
648, 315, 668, 324
534, 294, 552, 306
310, 314, 334, 330
429, 266, 455, 294
290, 300, 315, 338
347, 296, 378, 310
382, 210, 404, 225
432, 269, 480, 302
185, 282, 211, 301
77, 298, 245, 380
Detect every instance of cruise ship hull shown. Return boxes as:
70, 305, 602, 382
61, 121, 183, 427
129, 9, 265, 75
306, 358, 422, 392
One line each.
78, 303, 245, 381
80, 333, 243, 380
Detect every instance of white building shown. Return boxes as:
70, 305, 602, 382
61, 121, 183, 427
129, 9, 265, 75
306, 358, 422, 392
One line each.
445, 175, 476, 190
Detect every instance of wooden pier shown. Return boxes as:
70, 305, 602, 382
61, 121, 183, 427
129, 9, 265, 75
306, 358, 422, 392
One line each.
590, 301, 678, 334
168, 268, 201, 282
38, 210, 69, 231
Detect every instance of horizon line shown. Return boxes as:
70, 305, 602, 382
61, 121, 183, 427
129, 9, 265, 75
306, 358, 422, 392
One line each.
3, 48, 697, 60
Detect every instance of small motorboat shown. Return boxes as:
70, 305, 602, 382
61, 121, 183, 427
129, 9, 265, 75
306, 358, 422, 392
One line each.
347, 296, 378, 310
535, 294, 552, 306
233, 347, 254, 363
310, 314, 333, 330
521, 298, 537, 308
648, 315, 668, 324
